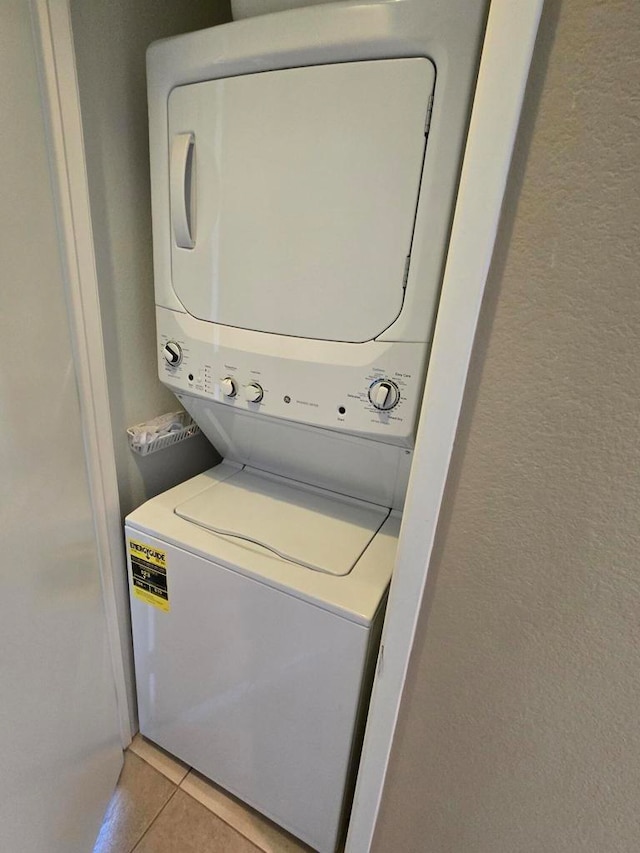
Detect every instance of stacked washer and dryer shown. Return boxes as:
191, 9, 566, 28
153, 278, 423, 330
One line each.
126, 2, 488, 850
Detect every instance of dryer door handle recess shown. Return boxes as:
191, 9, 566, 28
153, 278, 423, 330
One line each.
170, 132, 196, 249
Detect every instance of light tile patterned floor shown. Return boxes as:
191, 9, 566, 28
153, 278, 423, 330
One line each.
93, 735, 313, 853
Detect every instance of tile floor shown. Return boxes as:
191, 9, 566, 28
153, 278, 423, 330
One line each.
93, 735, 313, 853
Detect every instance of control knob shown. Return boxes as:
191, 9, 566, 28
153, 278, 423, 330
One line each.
220, 377, 237, 398
162, 341, 182, 366
243, 383, 264, 403
368, 379, 400, 411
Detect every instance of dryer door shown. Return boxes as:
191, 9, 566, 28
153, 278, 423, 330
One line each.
168, 58, 434, 343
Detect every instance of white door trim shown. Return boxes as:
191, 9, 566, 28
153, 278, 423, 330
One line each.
30, 0, 136, 745
346, 0, 544, 849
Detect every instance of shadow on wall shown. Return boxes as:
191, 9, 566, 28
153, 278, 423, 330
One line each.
69, 0, 232, 519
130, 432, 222, 507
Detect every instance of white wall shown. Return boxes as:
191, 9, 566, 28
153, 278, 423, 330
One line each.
373, 1, 640, 850
0, 3, 122, 848
70, 0, 231, 518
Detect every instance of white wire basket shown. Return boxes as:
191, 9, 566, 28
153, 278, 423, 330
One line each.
127, 410, 201, 456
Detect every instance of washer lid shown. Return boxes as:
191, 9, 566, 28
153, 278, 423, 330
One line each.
174, 467, 389, 576
167, 57, 434, 342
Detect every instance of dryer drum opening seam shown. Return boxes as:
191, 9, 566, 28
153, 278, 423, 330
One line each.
177, 512, 391, 575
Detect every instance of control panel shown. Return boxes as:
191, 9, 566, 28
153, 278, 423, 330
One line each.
156, 308, 428, 447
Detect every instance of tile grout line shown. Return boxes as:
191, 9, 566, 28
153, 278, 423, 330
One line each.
130, 780, 264, 853
129, 749, 266, 853
131, 746, 283, 852
177, 775, 269, 853
129, 785, 181, 853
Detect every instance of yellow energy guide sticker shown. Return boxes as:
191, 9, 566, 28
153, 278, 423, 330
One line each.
129, 538, 170, 612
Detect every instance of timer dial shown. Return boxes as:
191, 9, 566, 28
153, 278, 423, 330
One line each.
221, 377, 237, 398
162, 341, 182, 366
368, 379, 400, 411
243, 383, 264, 403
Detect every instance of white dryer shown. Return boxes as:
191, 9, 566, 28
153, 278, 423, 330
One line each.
128, 2, 488, 851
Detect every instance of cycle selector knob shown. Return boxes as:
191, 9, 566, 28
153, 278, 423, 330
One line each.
220, 377, 237, 398
243, 383, 264, 403
162, 341, 182, 366
368, 379, 400, 411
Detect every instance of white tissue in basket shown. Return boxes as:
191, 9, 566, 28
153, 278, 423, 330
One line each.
130, 411, 185, 448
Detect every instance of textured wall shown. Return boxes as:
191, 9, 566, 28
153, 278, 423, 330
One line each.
373, 1, 640, 851
70, 0, 231, 517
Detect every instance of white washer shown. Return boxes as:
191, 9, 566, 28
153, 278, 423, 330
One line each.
126, 462, 399, 853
